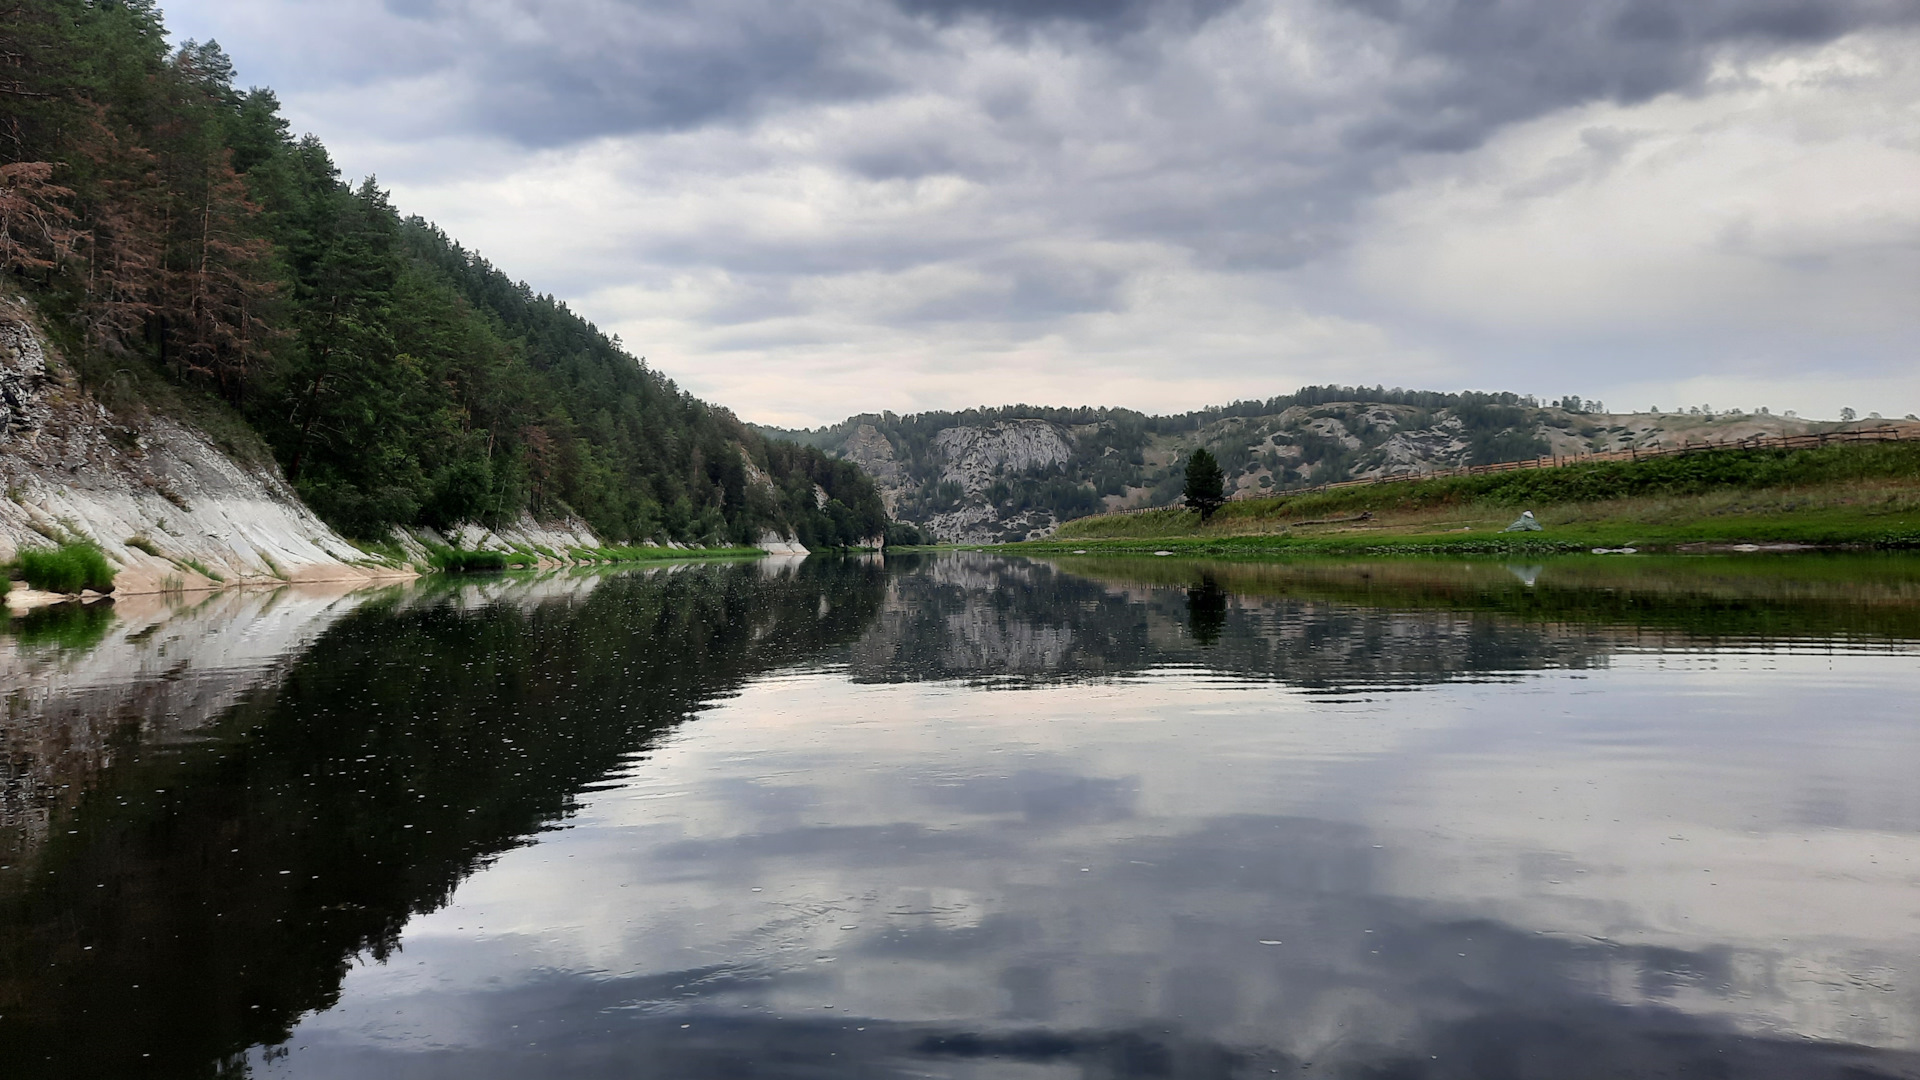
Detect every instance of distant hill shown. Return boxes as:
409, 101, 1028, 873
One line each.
758, 389, 1872, 543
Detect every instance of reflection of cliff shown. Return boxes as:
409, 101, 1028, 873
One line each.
1, 586, 395, 868
0, 561, 887, 1077
0, 573, 639, 870
853, 553, 1137, 682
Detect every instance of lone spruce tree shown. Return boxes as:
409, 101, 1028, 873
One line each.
1183, 448, 1226, 521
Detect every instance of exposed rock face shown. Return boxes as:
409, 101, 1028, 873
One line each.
822, 419, 1071, 543
924, 505, 1058, 545
732, 445, 807, 550
1303, 415, 1362, 450
1376, 426, 1470, 475
0, 299, 411, 596
737, 447, 778, 498
841, 424, 904, 501
934, 421, 1071, 490
756, 530, 810, 555
0, 316, 56, 440
384, 514, 614, 567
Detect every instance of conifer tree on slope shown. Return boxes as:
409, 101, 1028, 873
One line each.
1183, 448, 1225, 521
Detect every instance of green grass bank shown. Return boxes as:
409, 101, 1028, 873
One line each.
7, 542, 118, 594
1015, 442, 1920, 555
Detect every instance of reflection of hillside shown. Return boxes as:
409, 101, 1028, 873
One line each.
1057, 554, 1920, 644
0, 561, 887, 1077
852, 553, 1617, 688
852, 553, 1141, 682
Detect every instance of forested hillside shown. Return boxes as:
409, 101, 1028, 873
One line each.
0, 0, 885, 548
763, 388, 1843, 543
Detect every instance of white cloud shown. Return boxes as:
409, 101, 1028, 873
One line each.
1346, 29, 1920, 416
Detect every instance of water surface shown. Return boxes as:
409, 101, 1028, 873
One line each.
3, 554, 1918, 1078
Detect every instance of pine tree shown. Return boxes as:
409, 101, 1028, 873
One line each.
0, 161, 79, 274
1183, 448, 1225, 521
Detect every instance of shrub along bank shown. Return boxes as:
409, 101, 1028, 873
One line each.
8, 542, 118, 594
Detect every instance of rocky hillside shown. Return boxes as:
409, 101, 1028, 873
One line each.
1, 297, 832, 598
764, 390, 1887, 543
1, 297, 413, 594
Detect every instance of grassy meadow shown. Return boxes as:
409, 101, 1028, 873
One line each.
1014, 441, 1920, 554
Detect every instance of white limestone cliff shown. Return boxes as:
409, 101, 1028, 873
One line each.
1, 298, 412, 598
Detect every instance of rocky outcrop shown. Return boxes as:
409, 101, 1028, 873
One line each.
0, 316, 56, 437
923, 504, 1001, 545
757, 530, 810, 555
926, 504, 1059, 545
825, 420, 1069, 542
0, 299, 411, 597
1373, 426, 1470, 476
840, 424, 905, 513
1303, 415, 1362, 450
384, 514, 605, 568
934, 421, 1072, 490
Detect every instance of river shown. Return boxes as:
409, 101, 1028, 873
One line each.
3, 553, 1918, 1078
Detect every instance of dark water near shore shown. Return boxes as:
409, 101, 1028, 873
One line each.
3, 553, 1919, 1078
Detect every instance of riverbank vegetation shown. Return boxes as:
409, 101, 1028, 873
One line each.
1020, 442, 1920, 553
424, 543, 767, 574
0, 2, 886, 549
8, 541, 117, 594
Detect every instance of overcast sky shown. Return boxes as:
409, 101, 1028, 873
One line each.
162, 0, 1920, 426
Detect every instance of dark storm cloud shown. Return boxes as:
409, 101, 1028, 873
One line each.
902, 255, 1136, 324
441, 0, 907, 147
1338, 0, 1920, 154
894, 0, 1242, 35
356, 0, 1246, 149
381, 0, 1920, 157
300, 0, 1920, 287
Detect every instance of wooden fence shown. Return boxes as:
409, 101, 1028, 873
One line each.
1092, 425, 1920, 519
